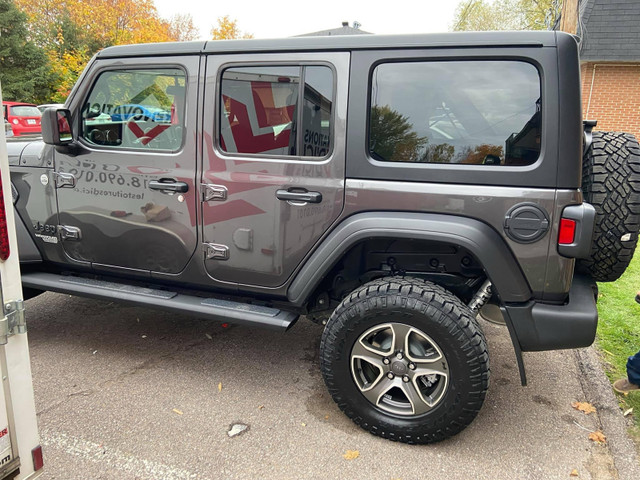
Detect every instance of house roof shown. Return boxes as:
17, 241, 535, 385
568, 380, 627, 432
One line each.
297, 22, 371, 37
578, 0, 640, 61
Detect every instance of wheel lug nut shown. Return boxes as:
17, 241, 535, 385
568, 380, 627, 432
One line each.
396, 352, 403, 360
402, 375, 410, 383
383, 358, 390, 365
409, 363, 416, 370
387, 372, 395, 380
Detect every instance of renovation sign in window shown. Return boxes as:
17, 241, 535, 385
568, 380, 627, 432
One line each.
220, 65, 334, 158
81, 68, 186, 151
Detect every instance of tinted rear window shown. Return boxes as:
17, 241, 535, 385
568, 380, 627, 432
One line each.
10, 106, 41, 117
369, 61, 541, 166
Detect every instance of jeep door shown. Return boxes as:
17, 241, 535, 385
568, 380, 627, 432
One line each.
202, 53, 348, 287
54, 56, 200, 274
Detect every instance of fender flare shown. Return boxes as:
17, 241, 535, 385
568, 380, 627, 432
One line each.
287, 212, 532, 305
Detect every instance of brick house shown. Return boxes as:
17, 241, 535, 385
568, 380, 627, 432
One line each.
576, 0, 640, 139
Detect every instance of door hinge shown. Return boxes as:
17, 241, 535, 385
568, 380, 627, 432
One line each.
58, 225, 82, 241
54, 172, 77, 189
204, 243, 229, 260
201, 184, 228, 202
0, 299, 26, 345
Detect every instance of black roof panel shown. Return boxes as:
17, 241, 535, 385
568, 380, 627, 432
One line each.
96, 31, 558, 59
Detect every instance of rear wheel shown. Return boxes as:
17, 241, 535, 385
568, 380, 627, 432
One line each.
578, 131, 640, 282
320, 277, 489, 444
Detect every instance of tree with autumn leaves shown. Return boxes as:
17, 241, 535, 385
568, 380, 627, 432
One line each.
2, 0, 252, 103
0, 0, 54, 102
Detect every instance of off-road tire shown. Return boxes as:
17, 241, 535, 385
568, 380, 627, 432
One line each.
320, 276, 489, 444
578, 131, 640, 282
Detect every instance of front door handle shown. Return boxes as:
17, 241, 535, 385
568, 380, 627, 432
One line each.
149, 179, 189, 193
276, 189, 322, 204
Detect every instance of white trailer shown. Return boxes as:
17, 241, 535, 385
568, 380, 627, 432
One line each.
0, 83, 43, 479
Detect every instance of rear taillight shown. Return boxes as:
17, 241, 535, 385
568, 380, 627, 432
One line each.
0, 170, 10, 261
558, 218, 577, 245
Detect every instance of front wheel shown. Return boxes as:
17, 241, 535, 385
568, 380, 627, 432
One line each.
320, 277, 489, 444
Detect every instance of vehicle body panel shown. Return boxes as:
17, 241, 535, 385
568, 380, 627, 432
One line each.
53, 56, 201, 275
201, 52, 348, 288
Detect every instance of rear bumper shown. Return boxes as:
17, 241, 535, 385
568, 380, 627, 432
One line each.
503, 275, 598, 351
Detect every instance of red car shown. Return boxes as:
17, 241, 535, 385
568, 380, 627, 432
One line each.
2, 101, 42, 136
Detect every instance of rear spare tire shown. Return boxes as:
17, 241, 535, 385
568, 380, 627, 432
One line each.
578, 131, 640, 282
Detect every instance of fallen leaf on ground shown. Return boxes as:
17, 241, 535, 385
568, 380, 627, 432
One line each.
173, 409, 183, 415
324, 415, 330, 420
227, 423, 248, 437
588, 431, 606, 444
343, 450, 360, 460
570, 469, 579, 477
572, 401, 596, 415
258, 405, 264, 410
301, 422, 307, 427
623, 408, 633, 417
218, 382, 222, 392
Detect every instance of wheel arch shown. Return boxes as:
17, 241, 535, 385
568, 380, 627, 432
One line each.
287, 212, 532, 306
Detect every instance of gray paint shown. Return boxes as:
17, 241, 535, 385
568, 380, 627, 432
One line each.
14, 31, 582, 310
335, 180, 578, 300
578, 0, 640, 62
13, 208, 41, 263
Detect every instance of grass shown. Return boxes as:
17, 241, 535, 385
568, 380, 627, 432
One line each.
595, 253, 640, 444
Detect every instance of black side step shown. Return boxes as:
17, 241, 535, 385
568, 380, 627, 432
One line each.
21, 272, 298, 331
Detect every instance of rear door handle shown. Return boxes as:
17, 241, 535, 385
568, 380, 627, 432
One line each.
149, 179, 189, 193
276, 189, 322, 204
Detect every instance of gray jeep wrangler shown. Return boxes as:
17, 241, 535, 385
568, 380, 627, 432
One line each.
8, 31, 640, 443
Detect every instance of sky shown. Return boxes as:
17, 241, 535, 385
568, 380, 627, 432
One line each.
153, 0, 461, 40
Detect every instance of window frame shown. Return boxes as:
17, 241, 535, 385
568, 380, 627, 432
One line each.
215, 61, 337, 161
345, 46, 571, 189
77, 65, 188, 153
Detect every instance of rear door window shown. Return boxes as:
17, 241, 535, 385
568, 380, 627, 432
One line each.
219, 65, 334, 158
369, 61, 541, 166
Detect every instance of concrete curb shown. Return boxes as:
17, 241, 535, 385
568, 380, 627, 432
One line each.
576, 345, 640, 479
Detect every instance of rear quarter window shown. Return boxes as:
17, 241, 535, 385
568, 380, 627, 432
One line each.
369, 61, 541, 166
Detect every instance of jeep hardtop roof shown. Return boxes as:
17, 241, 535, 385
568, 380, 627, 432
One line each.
96, 31, 563, 59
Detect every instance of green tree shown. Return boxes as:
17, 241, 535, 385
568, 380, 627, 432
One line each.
370, 105, 427, 162
0, 0, 53, 102
452, 0, 562, 31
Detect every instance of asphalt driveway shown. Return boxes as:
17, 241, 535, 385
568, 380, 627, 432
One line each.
23, 292, 640, 480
